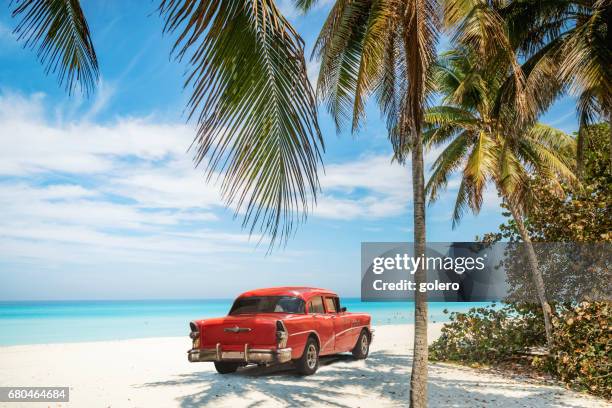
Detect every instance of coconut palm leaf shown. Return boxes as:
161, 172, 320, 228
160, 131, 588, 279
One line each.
425, 105, 477, 128
451, 178, 470, 227
463, 129, 495, 211
426, 130, 470, 202
426, 48, 577, 230
159, 0, 324, 246
10, 0, 98, 95
493, 37, 565, 128
521, 124, 577, 183
501, 0, 610, 172
313, 0, 377, 131
443, 0, 528, 118
375, 29, 405, 135
351, 0, 397, 132
315, 0, 438, 157
423, 105, 478, 148
558, 1, 610, 102
294, 0, 318, 12
398, 0, 439, 157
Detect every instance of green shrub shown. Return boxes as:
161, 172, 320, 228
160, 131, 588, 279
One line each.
430, 302, 612, 400
429, 303, 545, 364
551, 302, 611, 399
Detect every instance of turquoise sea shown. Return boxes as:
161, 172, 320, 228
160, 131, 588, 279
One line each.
0, 299, 490, 346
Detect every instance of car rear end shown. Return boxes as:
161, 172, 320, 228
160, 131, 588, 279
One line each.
187, 295, 302, 366
188, 317, 291, 365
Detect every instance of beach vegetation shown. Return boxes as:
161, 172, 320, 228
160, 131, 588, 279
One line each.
432, 124, 611, 399
423, 45, 577, 347
430, 301, 611, 399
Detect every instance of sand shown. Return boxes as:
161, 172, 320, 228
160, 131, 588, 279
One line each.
0, 324, 608, 407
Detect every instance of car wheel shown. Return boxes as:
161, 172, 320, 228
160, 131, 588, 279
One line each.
295, 337, 319, 375
352, 330, 369, 359
214, 361, 239, 374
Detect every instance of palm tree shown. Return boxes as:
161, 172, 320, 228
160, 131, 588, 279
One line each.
305, 1, 439, 405
424, 48, 577, 346
8, 0, 324, 247
498, 0, 610, 177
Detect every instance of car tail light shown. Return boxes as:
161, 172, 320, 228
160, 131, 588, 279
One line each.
189, 321, 200, 348
276, 320, 288, 348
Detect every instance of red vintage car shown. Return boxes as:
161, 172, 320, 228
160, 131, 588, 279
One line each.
187, 287, 372, 375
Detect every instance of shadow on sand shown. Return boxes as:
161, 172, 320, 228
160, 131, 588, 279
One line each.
138, 351, 579, 407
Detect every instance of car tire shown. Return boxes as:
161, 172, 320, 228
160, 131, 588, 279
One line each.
214, 361, 239, 374
295, 337, 319, 375
352, 330, 370, 359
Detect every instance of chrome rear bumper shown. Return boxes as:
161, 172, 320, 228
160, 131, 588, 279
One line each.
188, 343, 292, 364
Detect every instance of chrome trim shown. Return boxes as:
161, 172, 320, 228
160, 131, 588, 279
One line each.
224, 326, 252, 333
188, 347, 292, 364
244, 343, 249, 363
289, 329, 319, 337
277, 320, 288, 332
321, 335, 335, 351
335, 325, 368, 338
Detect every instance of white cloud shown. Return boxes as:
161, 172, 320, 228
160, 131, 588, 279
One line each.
314, 155, 411, 219
312, 144, 450, 220
306, 60, 320, 87
0, 92, 473, 270
0, 93, 248, 267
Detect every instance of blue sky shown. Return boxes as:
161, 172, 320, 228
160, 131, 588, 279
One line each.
0, 1, 579, 300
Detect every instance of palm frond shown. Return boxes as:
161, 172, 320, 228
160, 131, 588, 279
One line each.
294, 0, 319, 12
463, 130, 494, 212
521, 124, 577, 184
423, 105, 477, 147
394, 0, 439, 159
451, 177, 469, 228
558, 1, 611, 105
159, 0, 324, 247
375, 29, 405, 135
426, 130, 470, 202
424, 105, 477, 128
577, 86, 604, 126
497, 136, 528, 203
501, 0, 572, 56
313, 0, 371, 131
351, 0, 397, 132
444, 0, 529, 124
493, 36, 565, 129
11, 0, 99, 95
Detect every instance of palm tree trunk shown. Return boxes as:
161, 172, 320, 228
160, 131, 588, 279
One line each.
507, 201, 554, 348
409, 129, 428, 408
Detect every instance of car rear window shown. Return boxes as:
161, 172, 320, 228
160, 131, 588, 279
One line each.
229, 296, 305, 315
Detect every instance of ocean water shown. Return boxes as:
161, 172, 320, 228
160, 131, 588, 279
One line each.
0, 299, 491, 346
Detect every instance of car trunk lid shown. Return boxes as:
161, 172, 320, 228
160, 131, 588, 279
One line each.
201, 314, 287, 347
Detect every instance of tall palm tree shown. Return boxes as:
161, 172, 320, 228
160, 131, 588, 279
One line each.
305, 1, 439, 405
8, 0, 324, 247
424, 48, 577, 346
499, 0, 610, 177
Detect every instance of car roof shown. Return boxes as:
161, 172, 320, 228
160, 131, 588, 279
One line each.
237, 286, 337, 299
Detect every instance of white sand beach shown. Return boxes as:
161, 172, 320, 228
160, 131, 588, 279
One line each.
0, 324, 608, 408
